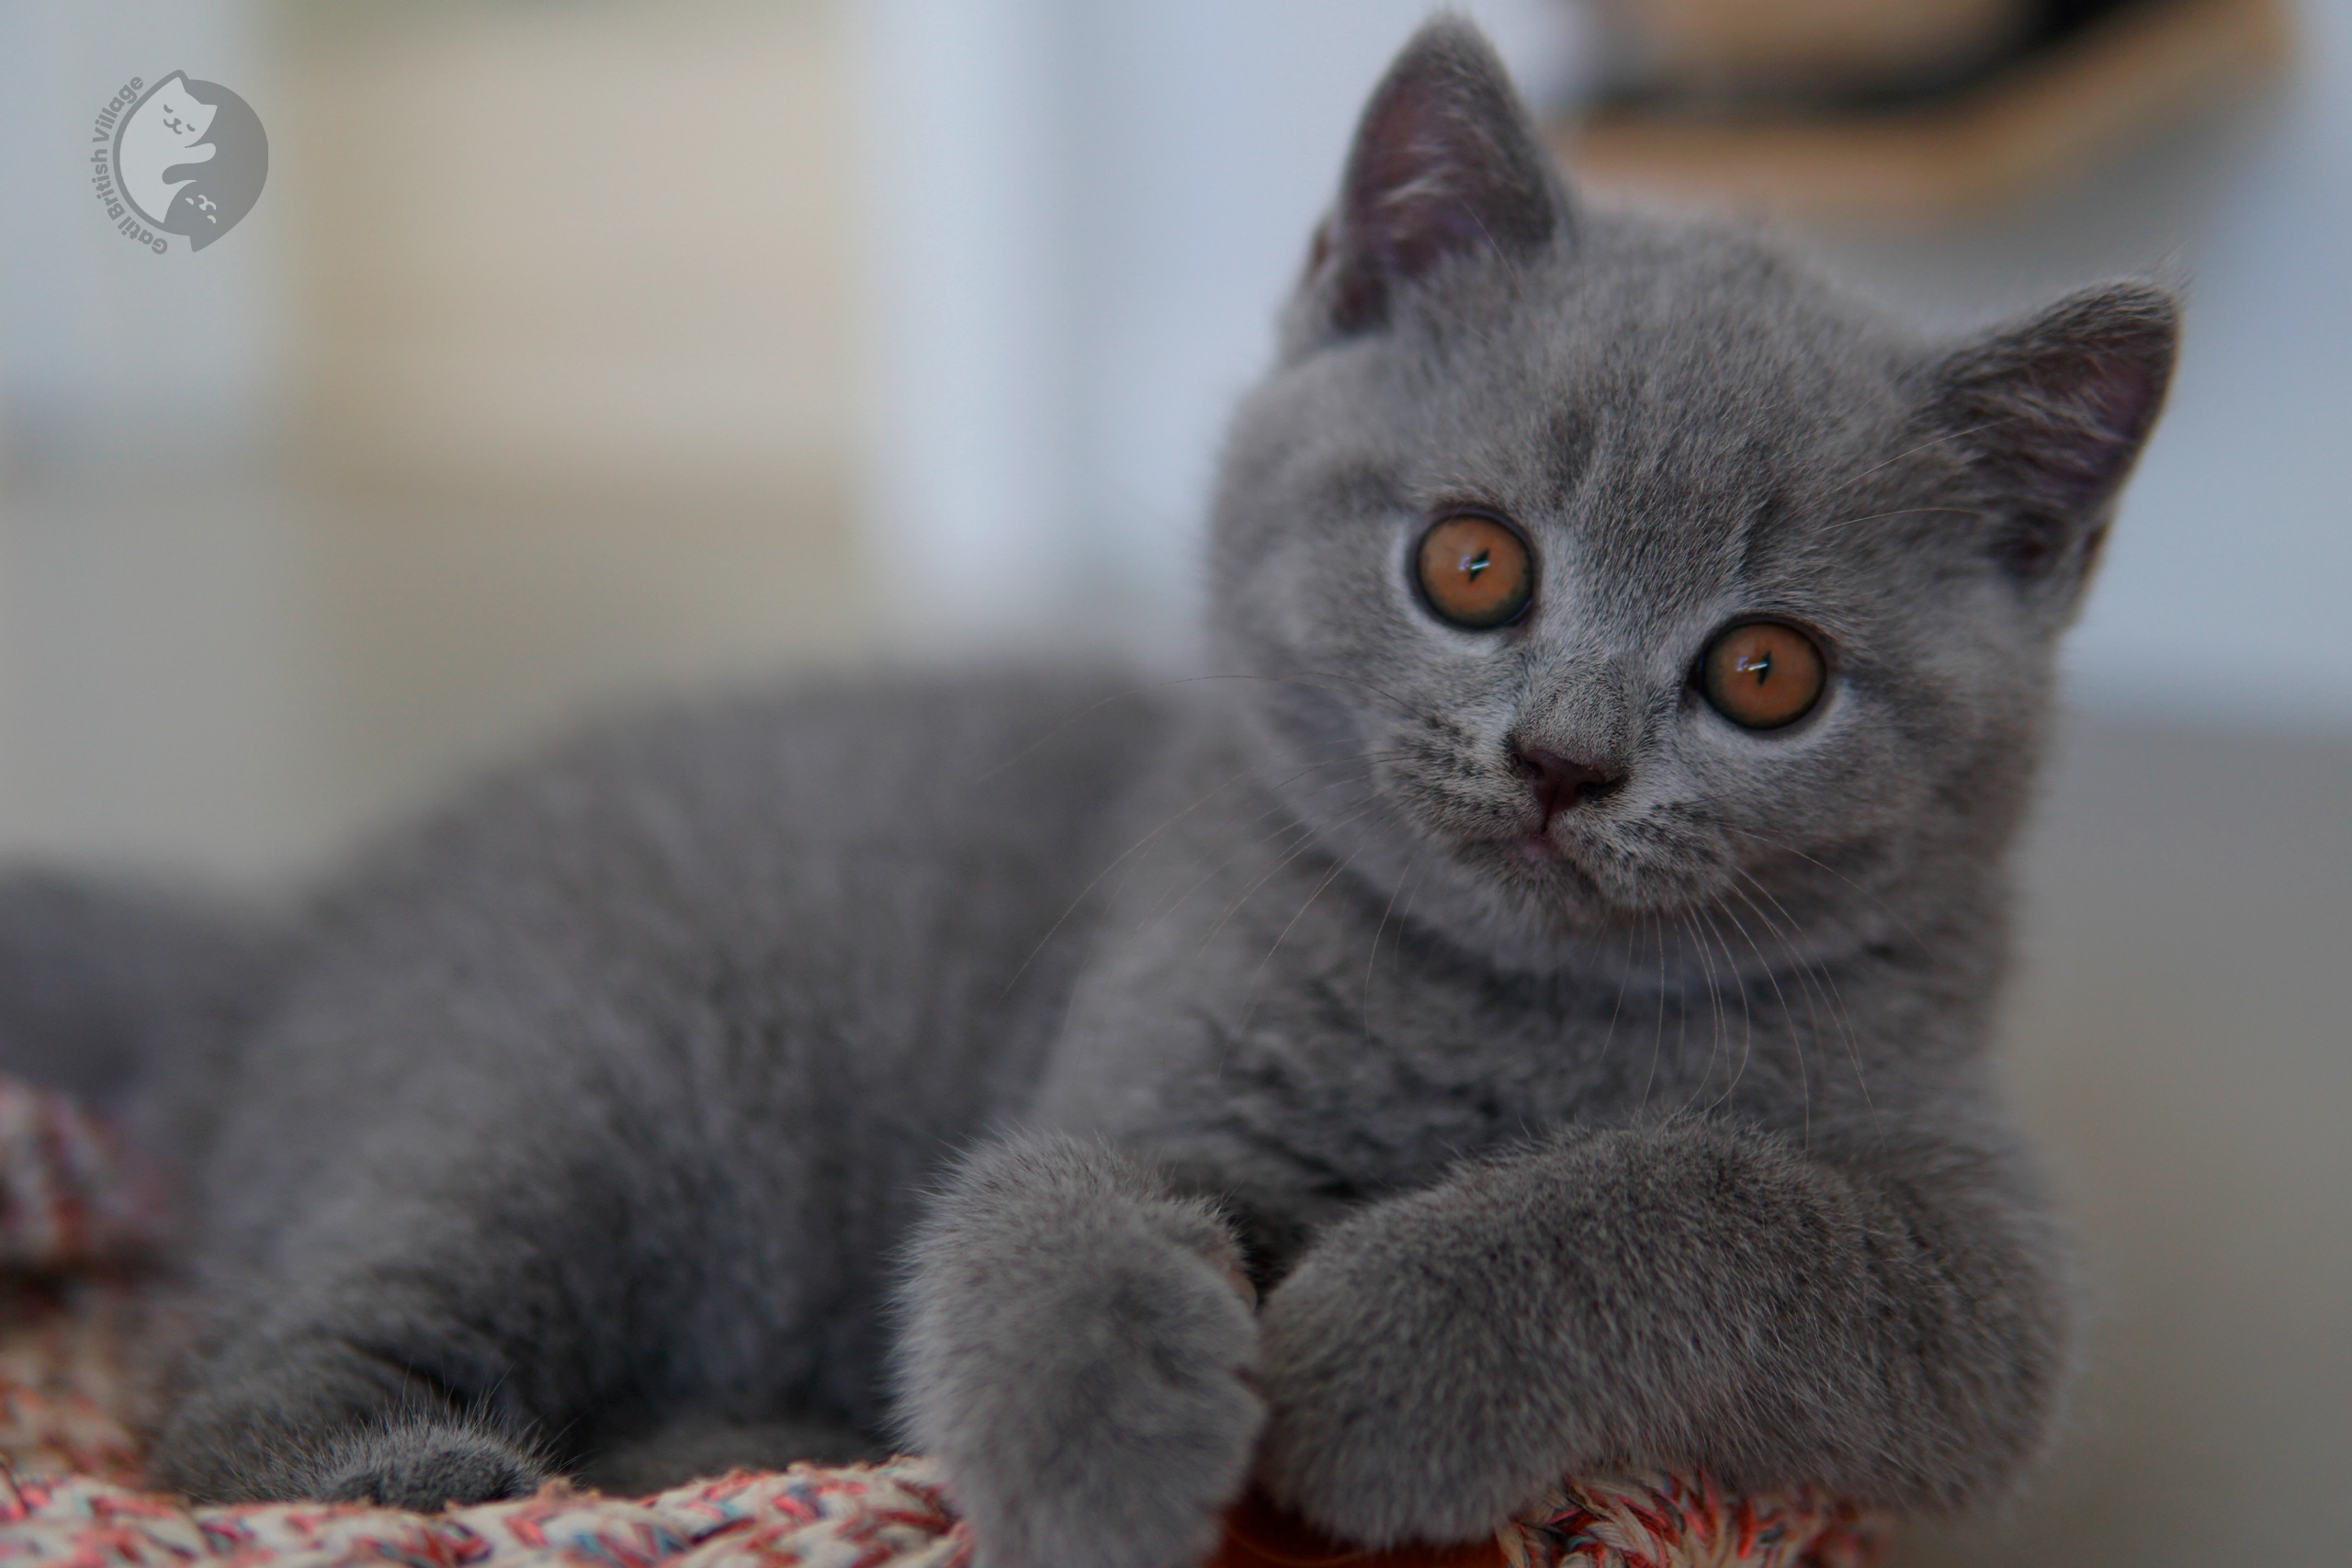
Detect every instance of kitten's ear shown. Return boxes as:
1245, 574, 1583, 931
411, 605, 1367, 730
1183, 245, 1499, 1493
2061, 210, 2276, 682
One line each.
1305, 18, 1566, 336
1931, 282, 2179, 592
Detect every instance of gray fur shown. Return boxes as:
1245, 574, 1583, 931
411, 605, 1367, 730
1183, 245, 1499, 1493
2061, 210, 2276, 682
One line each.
897, 1136, 1262, 1568
0, 17, 2172, 1563
0, 872, 270, 1120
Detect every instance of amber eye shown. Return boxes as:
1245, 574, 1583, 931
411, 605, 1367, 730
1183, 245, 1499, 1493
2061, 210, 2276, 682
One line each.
1416, 514, 1532, 630
1702, 621, 1826, 730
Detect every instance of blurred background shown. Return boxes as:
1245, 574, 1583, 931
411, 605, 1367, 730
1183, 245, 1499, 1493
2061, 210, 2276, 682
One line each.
0, 1, 2344, 1561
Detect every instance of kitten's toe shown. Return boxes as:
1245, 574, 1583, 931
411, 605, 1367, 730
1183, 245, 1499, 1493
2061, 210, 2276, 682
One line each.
314, 1415, 549, 1509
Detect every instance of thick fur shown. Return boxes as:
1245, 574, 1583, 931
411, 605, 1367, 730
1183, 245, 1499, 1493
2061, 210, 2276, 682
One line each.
898, 1137, 1262, 1568
135, 676, 1167, 1504
0, 19, 2173, 1566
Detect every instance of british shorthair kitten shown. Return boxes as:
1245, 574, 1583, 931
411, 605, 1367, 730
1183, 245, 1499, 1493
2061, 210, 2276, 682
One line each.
0, 20, 2173, 1568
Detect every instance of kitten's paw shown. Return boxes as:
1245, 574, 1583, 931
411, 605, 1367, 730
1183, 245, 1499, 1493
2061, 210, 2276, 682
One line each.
903, 1225, 1264, 1568
313, 1414, 550, 1509
1255, 1241, 1561, 1549
152, 1384, 549, 1507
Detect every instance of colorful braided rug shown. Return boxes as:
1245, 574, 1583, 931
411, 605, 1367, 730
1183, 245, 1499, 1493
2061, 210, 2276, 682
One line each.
0, 1077, 1891, 1568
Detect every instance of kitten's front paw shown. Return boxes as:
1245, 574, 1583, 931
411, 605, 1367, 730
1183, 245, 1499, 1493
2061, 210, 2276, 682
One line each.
902, 1227, 1264, 1568
313, 1414, 549, 1509
1255, 1228, 1564, 1549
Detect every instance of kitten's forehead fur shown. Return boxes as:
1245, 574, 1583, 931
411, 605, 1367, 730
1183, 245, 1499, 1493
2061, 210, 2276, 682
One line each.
1204, 19, 2174, 975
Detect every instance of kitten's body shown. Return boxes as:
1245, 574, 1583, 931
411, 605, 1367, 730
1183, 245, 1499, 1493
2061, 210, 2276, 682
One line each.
0, 23, 2175, 1568
150, 676, 1162, 1489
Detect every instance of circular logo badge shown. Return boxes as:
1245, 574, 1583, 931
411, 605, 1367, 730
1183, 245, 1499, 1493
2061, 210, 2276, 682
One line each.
108, 72, 268, 252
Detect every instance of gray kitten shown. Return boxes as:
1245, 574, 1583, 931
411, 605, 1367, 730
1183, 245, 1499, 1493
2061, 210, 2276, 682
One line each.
0, 20, 2174, 1568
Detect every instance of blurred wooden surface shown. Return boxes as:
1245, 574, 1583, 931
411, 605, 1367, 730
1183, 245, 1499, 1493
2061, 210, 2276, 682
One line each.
1593, 0, 2030, 94
1557, 0, 2291, 220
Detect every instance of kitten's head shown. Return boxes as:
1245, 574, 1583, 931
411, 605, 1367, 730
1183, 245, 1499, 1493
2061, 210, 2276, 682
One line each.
1208, 19, 2176, 971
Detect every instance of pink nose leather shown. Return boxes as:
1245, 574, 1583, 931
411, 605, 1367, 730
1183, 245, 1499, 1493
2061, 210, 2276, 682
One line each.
1513, 744, 1623, 827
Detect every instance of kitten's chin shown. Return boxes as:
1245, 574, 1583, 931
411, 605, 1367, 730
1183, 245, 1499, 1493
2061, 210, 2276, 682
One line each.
1449, 827, 1729, 964
1366, 818, 1674, 971
1456, 834, 1628, 942
1506, 833, 1563, 869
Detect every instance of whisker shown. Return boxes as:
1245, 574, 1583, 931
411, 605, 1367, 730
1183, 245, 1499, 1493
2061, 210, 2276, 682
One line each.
1237, 835, 1376, 1040
1815, 504, 1983, 537
1196, 669, 1454, 733
1145, 755, 1413, 932
1705, 817, 1933, 960
996, 739, 1402, 1000
1674, 907, 1731, 1114
1363, 838, 1430, 1042
1593, 912, 1639, 1068
1717, 883, 1815, 1148
1171, 792, 1369, 933
1671, 909, 1729, 1118
1821, 416, 2014, 501
1639, 916, 1668, 1114
1694, 904, 1759, 1117
1192, 795, 1394, 960
1736, 868, 1883, 1143
1389, 841, 1433, 980
964, 680, 1184, 790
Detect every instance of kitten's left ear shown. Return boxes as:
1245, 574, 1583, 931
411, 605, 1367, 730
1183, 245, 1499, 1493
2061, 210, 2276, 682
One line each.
1301, 17, 1568, 339
1931, 281, 2179, 593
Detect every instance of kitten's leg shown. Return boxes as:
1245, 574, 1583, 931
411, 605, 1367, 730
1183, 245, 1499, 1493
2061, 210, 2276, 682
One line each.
1253, 1119, 2068, 1546
149, 1188, 622, 1506
897, 1134, 1265, 1568
154, 1324, 556, 1506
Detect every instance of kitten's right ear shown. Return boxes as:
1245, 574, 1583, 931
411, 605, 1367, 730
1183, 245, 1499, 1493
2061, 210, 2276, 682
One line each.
1930, 281, 2179, 596
1301, 18, 1567, 338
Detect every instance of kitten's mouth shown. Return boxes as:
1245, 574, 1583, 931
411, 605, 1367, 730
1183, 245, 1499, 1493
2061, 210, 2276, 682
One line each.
1472, 824, 1606, 898
1458, 818, 1652, 929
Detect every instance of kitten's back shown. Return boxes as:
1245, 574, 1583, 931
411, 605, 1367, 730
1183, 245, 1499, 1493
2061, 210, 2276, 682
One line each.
186, 667, 1170, 1271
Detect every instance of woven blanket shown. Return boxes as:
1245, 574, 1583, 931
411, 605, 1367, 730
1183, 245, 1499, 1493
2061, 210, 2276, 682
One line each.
0, 1078, 1891, 1568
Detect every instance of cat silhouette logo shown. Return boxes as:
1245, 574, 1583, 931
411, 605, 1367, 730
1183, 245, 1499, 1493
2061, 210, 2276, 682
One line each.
91, 73, 266, 253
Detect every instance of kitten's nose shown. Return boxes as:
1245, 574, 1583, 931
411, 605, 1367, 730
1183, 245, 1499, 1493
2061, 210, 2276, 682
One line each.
1512, 742, 1624, 826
